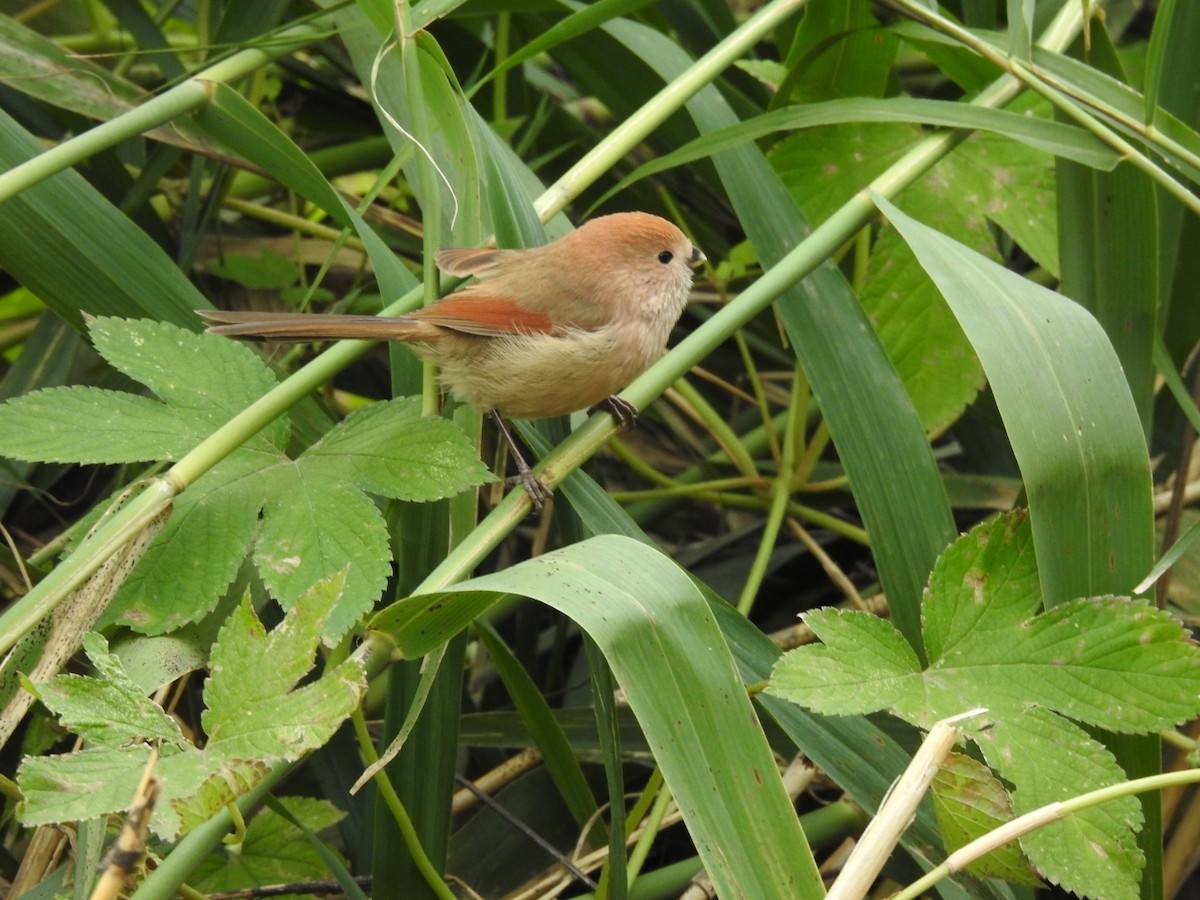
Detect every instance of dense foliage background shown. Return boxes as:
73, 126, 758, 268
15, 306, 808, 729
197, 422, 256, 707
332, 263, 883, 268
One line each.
1, 0, 1199, 898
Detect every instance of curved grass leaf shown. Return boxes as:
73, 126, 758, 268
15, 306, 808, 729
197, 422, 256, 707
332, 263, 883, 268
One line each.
601, 96, 1120, 205
875, 195, 1153, 605
371, 535, 823, 899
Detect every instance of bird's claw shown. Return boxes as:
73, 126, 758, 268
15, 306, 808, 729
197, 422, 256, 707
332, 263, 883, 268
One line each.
592, 395, 639, 430
506, 471, 553, 510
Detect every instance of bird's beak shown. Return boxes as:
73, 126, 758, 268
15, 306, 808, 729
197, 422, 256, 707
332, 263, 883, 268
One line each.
689, 246, 706, 267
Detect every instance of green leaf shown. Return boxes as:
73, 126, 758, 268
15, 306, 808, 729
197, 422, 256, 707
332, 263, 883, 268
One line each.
605, 97, 1119, 208
874, 196, 1153, 606
19, 574, 367, 839
18, 745, 156, 827
29, 633, 187, 751
87, 317, 289, 444
254, 470, 390, 640
203, 575, 366, 761
4, 321, 490, 641
932, 753, 1041, 885
0, 15, 217, 152
475, 622, 599, 834
168, 756, 274, 836
107, 456, 267, 634
190, 797, 348, 893
0, 317, 291, 466
304, 398, 494, 501
0, 387, 192, 463
773, 608, 921, 716
371, 534, 823, 899
773, 99, 1059, 435
1055, 30, 1158, 434
768, 511, 1199, 897
973, 707, 1142, 900
782, 0, 898, 102
207, 252, 300, 291
0, 110, 208, 330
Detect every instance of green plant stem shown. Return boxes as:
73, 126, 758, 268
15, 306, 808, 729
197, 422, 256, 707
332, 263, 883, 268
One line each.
887, 0, 1200, 217
671, 378, 760, 480
737, 371, 804, 616
623, 411, 790, 520
221, 196, 370, 254
626, 778, 674, 886
792, 420, 833, 491
0, 770, 21, 803
532, 0, 811, 221
734, 329, 782, 464
894, 768, 1200, 900
351, 706, 457, 900
0, 20, 331, 205
610, 476, 769, 501
0, 479, 173, 658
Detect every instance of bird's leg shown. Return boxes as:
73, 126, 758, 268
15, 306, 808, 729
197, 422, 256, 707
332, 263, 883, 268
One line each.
591, 395, 639, 430
489, 411, 552, 510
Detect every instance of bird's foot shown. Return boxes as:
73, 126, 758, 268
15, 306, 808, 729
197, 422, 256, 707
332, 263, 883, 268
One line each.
592, 395, 639, 430
505, 470, 553, 510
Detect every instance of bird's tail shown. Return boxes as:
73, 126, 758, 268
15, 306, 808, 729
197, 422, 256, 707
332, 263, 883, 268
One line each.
198, 309, 422, 342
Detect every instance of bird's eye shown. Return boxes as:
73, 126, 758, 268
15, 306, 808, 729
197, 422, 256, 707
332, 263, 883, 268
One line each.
657, 250, 674, 264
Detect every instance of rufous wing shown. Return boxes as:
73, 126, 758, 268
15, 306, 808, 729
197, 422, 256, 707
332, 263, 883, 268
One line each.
412, 294, 557, 338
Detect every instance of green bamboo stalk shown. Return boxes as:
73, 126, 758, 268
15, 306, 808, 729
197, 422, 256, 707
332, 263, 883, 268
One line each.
533, 0, 811, 222
0, 20, 329, 204
887, 0, 1200, 217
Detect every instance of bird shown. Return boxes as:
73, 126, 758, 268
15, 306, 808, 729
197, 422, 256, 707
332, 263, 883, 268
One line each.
200, 211, 705, 508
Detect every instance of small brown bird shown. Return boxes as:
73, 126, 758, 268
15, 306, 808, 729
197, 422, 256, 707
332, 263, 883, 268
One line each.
201, 211, 704, 507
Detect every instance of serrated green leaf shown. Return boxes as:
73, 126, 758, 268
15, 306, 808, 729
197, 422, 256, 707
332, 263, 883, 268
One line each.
17, 745, 156, 827
972, 708, 1143, 900
30, 633, 186, 751
773, 512, 1200, 733
305, 397, 493, 501
254, 470, 391, 641
932, 753, 1041, 885
189, 797, 347, 892
0, 386, 192, 463
204, 575, 366, 761
769, 510, 1193, 896
169, 756, 273, 836
770, 609, 921, 716
107, 456, 269, 634
922, 511, 1041, 659
87, 317, 288, 447
927, 595, 1200, 732
0, 319, 290, 467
